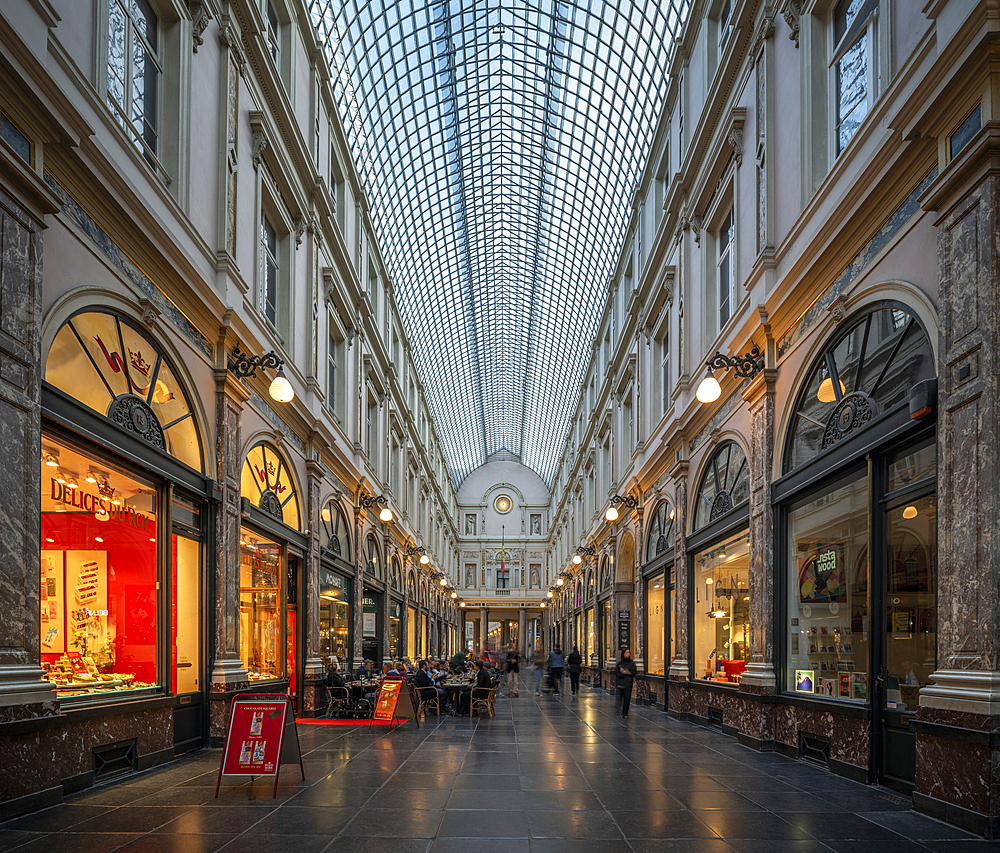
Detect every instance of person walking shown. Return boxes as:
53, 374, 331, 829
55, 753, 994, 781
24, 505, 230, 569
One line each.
531, 646, 546, 696
616, 648, 637, 718
548, 646, 564, 694
505, 646, 521, 696
566, 646, 583, 697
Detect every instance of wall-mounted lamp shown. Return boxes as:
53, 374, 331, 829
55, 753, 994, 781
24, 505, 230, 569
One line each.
459, 601, 466, 608
405, 544, 429, 563
439, 576, 448, 586
451, 591, 458, 599
605, 494, 637, 521
43, 451, 59, 468
696, 346, 764, 403
540, 602, 546, 609
556, 577, 564, 586
359, 493, 393, 522
574, 545, 596, 562
546, 591, 553, 598
228, 344, 295, 403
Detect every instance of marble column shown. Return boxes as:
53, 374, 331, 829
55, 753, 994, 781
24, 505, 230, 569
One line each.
742, 368, 777, 692
209, 363, 250, 740
0, 179, 57, 719
302, 459, 326, 714
518, 609, 526, 652
668, 462, 690, 681
381, 535, 391, 668
480, 607, 488, 652
352, 505, 364, 666
916, 122, 1000, 837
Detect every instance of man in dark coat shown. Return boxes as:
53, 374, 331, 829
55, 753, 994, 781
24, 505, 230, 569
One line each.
616, 648, 638, 718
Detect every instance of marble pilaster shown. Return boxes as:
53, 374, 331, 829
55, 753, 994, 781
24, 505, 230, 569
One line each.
668, 462, 689, 681
302, 459, 326, 714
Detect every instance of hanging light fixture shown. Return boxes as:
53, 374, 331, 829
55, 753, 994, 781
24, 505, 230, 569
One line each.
268, 367, 295, 403
360, 493, 393, 523
605, 494, 637, 522
696, 346, 764, 404
228, 344, 294, 403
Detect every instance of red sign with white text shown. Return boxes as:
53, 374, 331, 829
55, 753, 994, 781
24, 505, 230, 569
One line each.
372, 680, 402, 722
221, 697, 287, 776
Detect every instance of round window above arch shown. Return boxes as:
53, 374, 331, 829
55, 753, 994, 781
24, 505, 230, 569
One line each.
694, 441, 749, 530
784, 305, 935, 474
45, 309, 203, 471
645, 500, 675, 563
241, 441, 300, 530
320, 499, 351, 563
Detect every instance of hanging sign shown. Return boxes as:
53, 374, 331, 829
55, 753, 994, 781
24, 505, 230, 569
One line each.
370, 680, 419, 729
216, 694, 304, 798
617, 619, 631, 650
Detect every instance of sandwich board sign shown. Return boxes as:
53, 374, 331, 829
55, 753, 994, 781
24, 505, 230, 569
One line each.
216, 693, 304, 798
370, 679, 419, 729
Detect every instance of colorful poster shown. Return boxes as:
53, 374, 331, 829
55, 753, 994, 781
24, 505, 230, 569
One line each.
221, 697, 287, 776
798, 544, 847, 603
40, 551, 65, 653
372, 680, 402, 722
794, 670, 815, 693
65, 551, 108, 657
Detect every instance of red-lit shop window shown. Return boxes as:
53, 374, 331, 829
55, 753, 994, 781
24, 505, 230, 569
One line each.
40, 436, 159, 699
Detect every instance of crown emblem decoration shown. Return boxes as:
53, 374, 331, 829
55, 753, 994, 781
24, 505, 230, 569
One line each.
97, 480, 115, 498
128, 348, 151, 377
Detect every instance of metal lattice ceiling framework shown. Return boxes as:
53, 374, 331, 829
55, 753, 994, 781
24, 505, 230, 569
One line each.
310, 0, 691, 487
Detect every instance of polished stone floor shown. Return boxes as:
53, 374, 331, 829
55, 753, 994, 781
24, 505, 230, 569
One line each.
0, 685, 993, 853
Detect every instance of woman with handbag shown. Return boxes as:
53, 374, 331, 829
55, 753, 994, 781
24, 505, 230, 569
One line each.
616, 648, 637, 718
566, 646, 583, 697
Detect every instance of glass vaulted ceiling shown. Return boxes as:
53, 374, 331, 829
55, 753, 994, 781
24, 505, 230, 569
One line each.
310, 0, 690, 487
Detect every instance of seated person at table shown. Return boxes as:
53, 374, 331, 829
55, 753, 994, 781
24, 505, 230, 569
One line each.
355, 660, 376, 681
383, 664, 405, 681
457, 660, 492, 714
404, 658, 415, 674
325, 663, 346, 689
450, 651, 467, 673
414, 661, 447, 706
395, 660, 409, 677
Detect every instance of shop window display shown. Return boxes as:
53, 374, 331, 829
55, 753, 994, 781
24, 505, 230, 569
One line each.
646, 572, 666, 675
319, 567, 350, 661
389, 604, 401, 659
601, 599, 611, 665
585, 607, 595, 660
694, 533, 749, 684
40, 439, 159, 698
785, 474, 869, 701
239, 532, 284, 682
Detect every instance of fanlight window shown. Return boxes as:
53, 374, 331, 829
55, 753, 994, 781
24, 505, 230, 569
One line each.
407, 571, 416, 598
241, 441, 300, 530
46, 310, 202, 470
785, 307, 934, 473
599, 556, 611, 591
586, 569, 595, 600
420, 581, 427, 606
694, 441, 749, 530
365, 534, 382, 579
320, 499, 351, 562
390, 557, 402, 592
645, 500, 675, 563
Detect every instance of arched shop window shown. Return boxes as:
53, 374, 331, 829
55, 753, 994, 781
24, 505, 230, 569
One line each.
406, 570, 416, 599
586, 568, 595, 600
599, 556, 611, 591
46, 310, 203, 471
780, 303, 937, 760
784, 306, 934, 473
241, 442, 300, 530
319, 499, 351, 562
390, 557, 402, 592
365, 534, 382, 579
694, 441, 749, 530
645, 500, 675, 563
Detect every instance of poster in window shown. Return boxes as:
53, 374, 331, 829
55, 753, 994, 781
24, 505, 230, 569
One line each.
794, 670, 815, 693
65, 551, 108, 654
40, 551, 65, 653
798, 544, 846, 603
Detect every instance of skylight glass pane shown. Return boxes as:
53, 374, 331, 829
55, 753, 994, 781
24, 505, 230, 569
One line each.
310, 0, 691, 486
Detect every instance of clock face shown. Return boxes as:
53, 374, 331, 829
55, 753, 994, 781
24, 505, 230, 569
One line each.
494, 495, 512, 514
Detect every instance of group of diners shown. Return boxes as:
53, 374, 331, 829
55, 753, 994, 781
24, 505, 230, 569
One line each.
323, 650, 502, 716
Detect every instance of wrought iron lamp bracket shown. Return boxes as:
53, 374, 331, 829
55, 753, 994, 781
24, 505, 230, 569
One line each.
228, 344, 284, 380
706, 345, 764, 379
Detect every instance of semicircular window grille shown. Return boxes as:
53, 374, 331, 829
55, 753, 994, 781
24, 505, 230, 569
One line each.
241, 442, 301, 530
645, 500, 675, 563
320, 499, 351, 563
694, 441, 749, 530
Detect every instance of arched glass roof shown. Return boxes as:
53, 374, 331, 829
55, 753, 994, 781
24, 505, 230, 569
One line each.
310, 0, 690, 486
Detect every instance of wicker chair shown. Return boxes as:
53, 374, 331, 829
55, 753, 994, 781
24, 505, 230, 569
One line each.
470, 683, 497, 718
326, 685, 351, 718
414, 685, 442, 716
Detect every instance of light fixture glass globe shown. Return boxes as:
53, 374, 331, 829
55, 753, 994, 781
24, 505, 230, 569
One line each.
378, 506, 393, 522
420, 554, 430, 564
556, 577, 564, 586
817, 376, 846, 403
605, 505, 619, 521
439, 576, 448, 586
573, 554, 582, 564
459, 601, 466, 608
696, 374, 722, 403
269, 368, 295, 402
546, 591, 553, 598
450, 591, 457, 599
540, 602, 546, 608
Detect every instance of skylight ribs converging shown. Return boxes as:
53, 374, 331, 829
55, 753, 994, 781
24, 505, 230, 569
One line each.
310, 0, 690, 488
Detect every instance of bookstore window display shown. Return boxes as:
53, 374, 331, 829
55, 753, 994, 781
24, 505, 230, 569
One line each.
694, 534, 750, 684
786, 474, 870, 701
646, 572, 666, 675
240, 532, 284, 682
40, 438, 160, 698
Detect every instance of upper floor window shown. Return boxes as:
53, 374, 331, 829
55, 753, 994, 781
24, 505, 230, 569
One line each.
260, 217, 278, 328
719, 0, 732, 45
833, 0, 876, 156
266, 1, 280, 63
694, 441, 749, 529
645, 500, 675, 563
717, 208, 734, 329
107, 0, 160, 163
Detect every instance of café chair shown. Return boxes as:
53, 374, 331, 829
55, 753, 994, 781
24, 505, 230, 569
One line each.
469, 684, 496, 718
326, 685, 351, 718
413, 685, 442, 716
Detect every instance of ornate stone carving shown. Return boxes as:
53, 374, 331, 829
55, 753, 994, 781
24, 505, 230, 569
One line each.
251, 130, 268, 170
828, 294, 850, 324
728, 125, 744, 166
753, 14, 775, 55
821, 393, 876, 450
782, 0, 802, 48
138, 297, 160, 330
709, 490, 734, 523
191, 2, 211, 52
294, 217, 307, 247
655, 534, 669, 556
259, 489, 283, 520
324, 537, 342, 559
107, 394, 166, 450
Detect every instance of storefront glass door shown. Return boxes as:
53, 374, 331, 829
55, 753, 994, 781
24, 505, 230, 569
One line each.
878, 491, 937, 793
172, 530, 202, 754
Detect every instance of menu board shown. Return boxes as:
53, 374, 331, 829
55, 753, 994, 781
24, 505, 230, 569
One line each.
371, 680, 418, 729
217, 694, 303, 797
